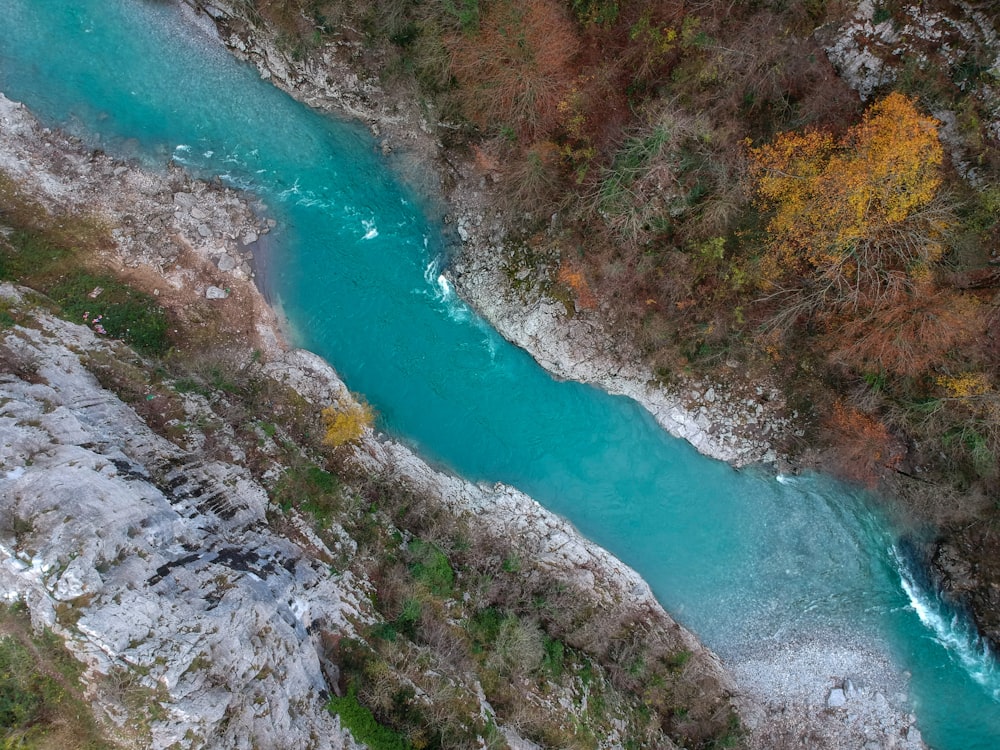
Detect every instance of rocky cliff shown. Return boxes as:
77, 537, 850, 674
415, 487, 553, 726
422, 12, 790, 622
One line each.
1, 285, 365, 749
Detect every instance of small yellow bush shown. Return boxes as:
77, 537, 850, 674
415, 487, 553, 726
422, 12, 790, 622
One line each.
321, 399, 373, 447
937, 373, 992, 398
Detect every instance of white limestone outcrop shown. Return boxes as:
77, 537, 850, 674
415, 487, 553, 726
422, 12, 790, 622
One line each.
0, 289, 365, 749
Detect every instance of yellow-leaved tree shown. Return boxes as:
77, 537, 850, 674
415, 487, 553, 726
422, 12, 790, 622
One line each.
321, 398, 373, 448
750, 92, 950, 314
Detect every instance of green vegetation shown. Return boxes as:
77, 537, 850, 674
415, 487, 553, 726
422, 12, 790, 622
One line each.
48, 271, 169, 356
0, 64, 733, 750
0, 224, 170, 356
0, 635, 45, 732
327, 686, 412, 750
12, 0, 1000, 743
274, 464, 343, 526
406, 539, 454, 596
308, 469, 728, 749
0, 170, 170, 356
0, 604, 113, 749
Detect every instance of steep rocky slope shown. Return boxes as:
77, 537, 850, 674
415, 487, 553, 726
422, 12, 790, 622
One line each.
1, 287, 365, 749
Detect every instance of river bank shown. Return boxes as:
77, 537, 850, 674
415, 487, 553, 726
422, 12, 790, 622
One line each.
184, 1, 940, 748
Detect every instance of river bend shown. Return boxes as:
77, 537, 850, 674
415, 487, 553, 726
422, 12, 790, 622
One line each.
1, 2, 997, 747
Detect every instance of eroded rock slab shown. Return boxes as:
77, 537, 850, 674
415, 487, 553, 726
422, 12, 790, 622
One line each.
0, 289, 366, 749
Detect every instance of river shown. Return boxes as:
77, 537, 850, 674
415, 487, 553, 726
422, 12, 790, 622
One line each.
1, 1, 998, 747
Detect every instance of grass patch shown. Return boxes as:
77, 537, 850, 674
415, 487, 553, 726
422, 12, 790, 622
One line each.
0, 604, 114, 749
0, 171, 109, 256
47, 271, 169, 356
541, 636, 565, 678
0, 229, 74, 283
327, 685, 412, 750
0, 227, 170, 356
274, 464, 343, 526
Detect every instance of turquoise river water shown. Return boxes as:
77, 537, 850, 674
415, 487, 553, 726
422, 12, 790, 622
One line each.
1, 2, 998, 747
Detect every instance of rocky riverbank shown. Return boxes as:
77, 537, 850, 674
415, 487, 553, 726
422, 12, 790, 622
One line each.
185, 4, 793, 469
2, 3, 932, 747
444, 199, 795, 467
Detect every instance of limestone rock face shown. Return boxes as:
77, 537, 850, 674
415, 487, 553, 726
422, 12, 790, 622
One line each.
0, 287, 363, 750
448, 240, 790, 467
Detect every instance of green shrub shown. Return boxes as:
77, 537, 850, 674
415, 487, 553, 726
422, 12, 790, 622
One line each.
571, 0, 619, 26
391, 597, 422, 640
407, 539, 454, 596
708, 712, 743, 749
541, 637, 565, 678
467, 607, 504, 653
327, 685, 412, 750
664, 649, 691, 672
443, 0, 479, 31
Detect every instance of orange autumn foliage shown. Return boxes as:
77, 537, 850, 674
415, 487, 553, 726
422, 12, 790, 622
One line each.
448, 0, 579, 141
751, 92, 947, 309
558, 260, 599, 309
825, 401, 903, 488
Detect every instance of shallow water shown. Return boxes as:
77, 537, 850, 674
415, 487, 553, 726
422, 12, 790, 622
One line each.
1, 2, 998, 746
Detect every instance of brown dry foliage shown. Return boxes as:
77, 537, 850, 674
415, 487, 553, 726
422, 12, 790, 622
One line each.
823, 287, 985, 378
448, 0, 579, 140
501, 139, 566, 209
824, 401, 904, 487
